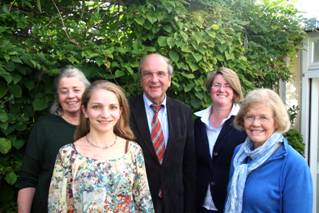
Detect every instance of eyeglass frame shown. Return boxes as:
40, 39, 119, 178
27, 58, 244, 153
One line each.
244, 114, 274, 123
211, 83, 232, 89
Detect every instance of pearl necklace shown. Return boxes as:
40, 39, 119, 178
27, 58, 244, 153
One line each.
85, 135, 117, 149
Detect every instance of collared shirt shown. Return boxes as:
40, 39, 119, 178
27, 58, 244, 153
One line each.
194, 104, 240, 211
143, 94, 169, 147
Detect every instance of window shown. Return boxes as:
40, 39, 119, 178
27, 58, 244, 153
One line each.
314, 39, 319, 63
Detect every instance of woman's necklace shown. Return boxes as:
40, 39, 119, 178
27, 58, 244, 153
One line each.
85, 135, 117, 149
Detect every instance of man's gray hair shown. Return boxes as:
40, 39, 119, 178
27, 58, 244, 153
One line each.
138, 53, 173, 75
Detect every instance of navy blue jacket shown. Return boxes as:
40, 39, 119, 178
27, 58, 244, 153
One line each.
195, 116, 246, 212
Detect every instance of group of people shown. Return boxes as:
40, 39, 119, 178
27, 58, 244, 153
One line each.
16, 53, 313, 213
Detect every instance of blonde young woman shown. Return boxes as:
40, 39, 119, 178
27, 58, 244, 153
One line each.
48, 80, 154, 212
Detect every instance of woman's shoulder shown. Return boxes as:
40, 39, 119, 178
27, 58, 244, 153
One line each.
285, 143, 308, 167
35, 114, 69, 127
126, 140, 142, 151
277, 140, 310, 175
58, 143, 76, 157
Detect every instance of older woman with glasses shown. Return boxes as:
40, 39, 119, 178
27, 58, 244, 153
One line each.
194, 67, 246, 213
225, 88, 312, 213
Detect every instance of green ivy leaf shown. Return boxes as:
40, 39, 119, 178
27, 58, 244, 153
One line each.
0, 110, 8, 122
5, 171, 17, 185
81, 50, 99, 58
115, 70, 125, 78
0, 122, 8, 130
12, 139, 25, 150
37, 0, 42, 13
192, 53, 202, 62
167, 37, 175, 48
0, 66, 12, 83
211, 24, 220, 30
184, 81, 194, 92
135, 17, 145, 25
169, 51, 179, 63
0, 81, 8, 98
146, 15, 157, 24
181, 73, 195, 79
32, 97, 48, 111
187, 61, 198, 71
0, 138, 11, 154
164, 25, 172, 33
24, 80, 34, 91
9, 84, 22, 97
157, 36, 167, 47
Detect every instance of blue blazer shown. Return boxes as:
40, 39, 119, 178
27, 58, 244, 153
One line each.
195, 116, 246, 212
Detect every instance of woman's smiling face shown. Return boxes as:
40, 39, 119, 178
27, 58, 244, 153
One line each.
83, 88, 121, 133
244, 103, 277, 148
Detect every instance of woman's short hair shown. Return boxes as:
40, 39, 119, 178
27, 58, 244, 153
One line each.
206, 67, 243, 103
234, 88, 291, 133
50, 65, 90, 115
75, 80, 135, 141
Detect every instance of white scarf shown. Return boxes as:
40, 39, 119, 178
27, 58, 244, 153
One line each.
224, 132, 284, 213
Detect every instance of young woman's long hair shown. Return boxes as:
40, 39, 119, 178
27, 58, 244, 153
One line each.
74, 80, 135, 141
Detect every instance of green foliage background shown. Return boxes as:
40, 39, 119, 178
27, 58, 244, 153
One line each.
0, 0, 305, 211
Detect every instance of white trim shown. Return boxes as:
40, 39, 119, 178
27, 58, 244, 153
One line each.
309, 37, 319, 66
309, 79, 319, 213
301, 33, 319, 213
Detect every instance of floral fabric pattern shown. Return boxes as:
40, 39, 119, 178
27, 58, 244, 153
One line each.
48, 141, 154, 213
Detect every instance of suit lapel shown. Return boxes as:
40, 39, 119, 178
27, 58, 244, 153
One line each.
164, 97, 175, 162
133, 96, 159, 162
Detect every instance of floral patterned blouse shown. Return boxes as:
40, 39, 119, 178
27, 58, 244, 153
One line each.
48, 141, 154, 213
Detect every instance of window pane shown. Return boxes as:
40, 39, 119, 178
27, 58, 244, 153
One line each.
314, 40, 319, 63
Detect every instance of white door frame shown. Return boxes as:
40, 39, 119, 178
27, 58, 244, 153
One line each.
301, 32, 319, 213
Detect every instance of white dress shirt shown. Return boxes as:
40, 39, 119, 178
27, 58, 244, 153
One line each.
143, 94, 169, 147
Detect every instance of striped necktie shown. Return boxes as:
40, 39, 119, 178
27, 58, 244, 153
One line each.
151, 104, 165, 164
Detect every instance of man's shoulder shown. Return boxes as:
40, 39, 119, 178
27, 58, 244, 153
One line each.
167, 96, 191, 111
128, 95, 143, 105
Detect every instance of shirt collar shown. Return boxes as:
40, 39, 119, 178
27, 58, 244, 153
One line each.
194, 103, 240, 126
143, 93, 167, 109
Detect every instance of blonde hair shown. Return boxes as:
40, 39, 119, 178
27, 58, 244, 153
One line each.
206, 67, 243, 103
74, 80, 135, 141
234, 88, 291, 133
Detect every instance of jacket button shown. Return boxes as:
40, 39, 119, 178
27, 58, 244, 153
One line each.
210, 181, 215, 186
213, 152, 218, 156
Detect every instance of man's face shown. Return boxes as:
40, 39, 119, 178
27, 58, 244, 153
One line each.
140, 54, 171, 104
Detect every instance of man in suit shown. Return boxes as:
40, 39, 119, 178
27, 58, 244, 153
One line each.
129, 53, 196, 213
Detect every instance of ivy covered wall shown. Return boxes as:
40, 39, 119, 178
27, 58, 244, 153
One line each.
0, 0, 305, 211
